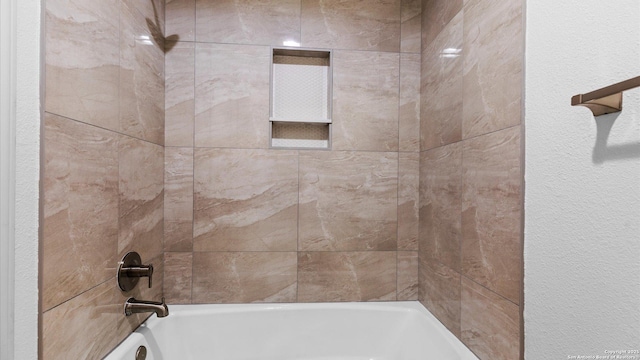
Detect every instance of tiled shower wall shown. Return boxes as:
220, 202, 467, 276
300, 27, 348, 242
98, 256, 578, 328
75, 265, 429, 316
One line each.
42, 0, 165, 358
162, 0, 422, 303
418, 0, 523, 359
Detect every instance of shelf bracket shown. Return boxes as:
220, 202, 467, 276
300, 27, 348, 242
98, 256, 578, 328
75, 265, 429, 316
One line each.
571, 76, 640, 116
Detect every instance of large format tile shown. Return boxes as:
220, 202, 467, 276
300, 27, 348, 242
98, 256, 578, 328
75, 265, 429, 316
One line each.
196, 0, 301, 46
120, 2, 165, 145
165, 42, 195, 147
43, 114, 119, 311
398, 251, 419, 300
45, 0, 120, 130
399, 53, 421, 152
163, 252, 193, 304
166, 0, 195, 41
461, 126, 521, 303
193, 149, 298, 251
421, 0, 462, 49
418, 258, 461, 337
462, 0, 523, 139
398, 152, 419, 251
118, 136, 164, 261
298, 252, 397, 302
420, 11, 463, 150
419, 143, 462, 271
301, 0, 401, 52
195, 43, 270, 148
42, 280, 119, 360
299, 151, 398, 251
332, 51, 399, 151
401, 0, 422, 53
164, 147, 194, 252
192, 252, 297, 303
461, 278, 520, 360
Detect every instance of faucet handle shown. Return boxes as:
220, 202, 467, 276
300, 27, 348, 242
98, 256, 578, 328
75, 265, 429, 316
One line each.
117, 252, 154, 291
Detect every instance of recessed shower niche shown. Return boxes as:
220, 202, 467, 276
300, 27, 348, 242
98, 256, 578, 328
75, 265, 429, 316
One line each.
270, 48, 332, 149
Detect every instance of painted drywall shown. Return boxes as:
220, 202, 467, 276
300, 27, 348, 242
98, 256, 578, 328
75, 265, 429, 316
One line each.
525, 1, 640, 358
14, 0, 41, 359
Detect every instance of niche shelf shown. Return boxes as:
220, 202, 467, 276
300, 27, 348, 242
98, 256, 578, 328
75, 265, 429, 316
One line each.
270, 48, 332, 149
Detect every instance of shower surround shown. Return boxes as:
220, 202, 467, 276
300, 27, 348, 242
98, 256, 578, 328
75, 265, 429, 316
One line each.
40, 0, 523, 359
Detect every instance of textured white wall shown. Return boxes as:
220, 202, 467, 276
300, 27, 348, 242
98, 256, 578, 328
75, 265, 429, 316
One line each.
14, 0, 40, 359
525, 1, 640, 358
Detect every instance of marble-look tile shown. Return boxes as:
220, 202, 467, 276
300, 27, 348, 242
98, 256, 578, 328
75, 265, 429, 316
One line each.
421, 0, 462, 49
120, 2, 165, 145
117, 253, 164, 337
398, 152, 419, 251
195, 43, 270, 149
123, 0, 165, 35
461, 277, 520, 360
42, 280, 119, 360
332, 51, 399, 151
462, 0, 522, 139
166, 0, 195, 41
401, 0, 421, 53
298, 252, 397, 302
43, 114, 119, 311
192, 252, 297, 303
301, 0, 401, 52
420, 11, 463, 150
399, 53, 421, 152
398, 251, 418, 300
419, 143, 462, 271
45, 0, 120, 131
461, 126, 521, 303
164, 252, 193, 304
196, 0, 301, 46
118, 136, 164, 260
299, 151, 398, 251
419, 257, 461, 337
164, 147, 193, 252
165, 42, 195, 147
193, 149, 298, 251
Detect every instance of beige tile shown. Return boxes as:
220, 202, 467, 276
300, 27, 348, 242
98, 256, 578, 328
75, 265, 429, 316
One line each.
193, 149, 298, 251
165, 42, 195, 147
461, 126, 521, 303
118, 136, 164, 260
164, 147, 193, 252
117, 253, 165, 337
120, 3, 165, 145
164, 252, 193, 304
166, 0, 194, 41
332, 51, 399, 152
196, 0, 301, 46
298, 252, 397, 302
401, 0, 422, 53
399, 53, 421, 152
195, 43, 270, 149
418, 257, 461, 337
301, 0, 401, 52
192, 252, 297, 303
421, 0, 462, 49
398, 152, 419, 251
42, 280, 119, 360
45, 0, 120, 130
398, 251, 418, 300
43, 114, 119, 311
462, 0, 523, 139
122, 0, 165, 34
461, 277, 520, 360
299, 151, 398, 251
420, 11, 463, 150
419, 143, 462, 271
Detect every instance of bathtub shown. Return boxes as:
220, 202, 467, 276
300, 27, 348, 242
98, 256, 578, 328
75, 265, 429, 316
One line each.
104, 301, 478, 360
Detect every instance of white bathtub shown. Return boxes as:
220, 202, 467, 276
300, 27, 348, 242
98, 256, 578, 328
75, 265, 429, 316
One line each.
104, 301, 478, 360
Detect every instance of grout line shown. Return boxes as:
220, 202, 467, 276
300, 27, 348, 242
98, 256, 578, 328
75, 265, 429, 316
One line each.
42, 277, 113, 314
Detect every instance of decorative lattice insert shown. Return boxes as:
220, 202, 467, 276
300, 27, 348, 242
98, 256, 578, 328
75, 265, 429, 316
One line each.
272, 122, 329, 149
